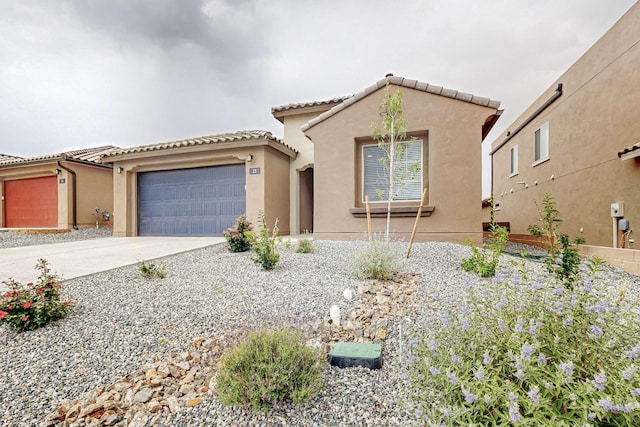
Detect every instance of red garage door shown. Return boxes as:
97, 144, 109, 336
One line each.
5, 177, 58, 228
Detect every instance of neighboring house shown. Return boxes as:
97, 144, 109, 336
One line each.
490, 2, 640, 254
271, 96, 348, 234
101, 130, 296, 237
0, 146, 116, 229
300, 75, 501, 244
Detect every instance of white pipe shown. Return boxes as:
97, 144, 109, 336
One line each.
613, 217, 618, 248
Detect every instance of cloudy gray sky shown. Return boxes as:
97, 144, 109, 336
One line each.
1, 0, 636, 196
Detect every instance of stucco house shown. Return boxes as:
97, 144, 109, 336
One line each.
490, 2, 640, 271
295, 75, 501, 244
101, 130, 296, 237
0, 146, 116, 229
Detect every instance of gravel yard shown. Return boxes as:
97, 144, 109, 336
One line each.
0, 231, 636, 426
0, 228, 113, 249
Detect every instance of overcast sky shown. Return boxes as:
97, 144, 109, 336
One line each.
1, 0, 636, 196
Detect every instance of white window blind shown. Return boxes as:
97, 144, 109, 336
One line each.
534, 122, 549, 162
363, 140, 422, 202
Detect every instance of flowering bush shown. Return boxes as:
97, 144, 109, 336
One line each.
215, 327, 324, 412
223, 215, 253, 253
0, 259, 73, 332
403, 257, 640, 425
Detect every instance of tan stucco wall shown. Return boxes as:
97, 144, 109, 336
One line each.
0, 162, 112, 229
109, 142, 291, 237
305, 85, 498, 244
491, 2, 640, 248
63, 162, 113, 229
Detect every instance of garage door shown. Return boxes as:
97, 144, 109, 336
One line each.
138, 165, 246, 236
5, 177, 58, 228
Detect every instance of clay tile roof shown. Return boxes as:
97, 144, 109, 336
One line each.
0, 154, 24, 163
301, 75, 501, 132
0, 145, 119, 167
102, 130, 297, 159
618, 141, 640, 159
271, 96, 351, 114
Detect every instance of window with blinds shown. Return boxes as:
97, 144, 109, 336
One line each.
362, 140, 422, 202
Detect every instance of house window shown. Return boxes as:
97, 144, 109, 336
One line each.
534, 122, 549, 163
510, 145, 518, 176
362, 140, 423, 203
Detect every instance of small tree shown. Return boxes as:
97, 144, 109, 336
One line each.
370, 83, 421, 240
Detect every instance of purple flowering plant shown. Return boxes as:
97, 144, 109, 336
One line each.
402, 256, 640, 425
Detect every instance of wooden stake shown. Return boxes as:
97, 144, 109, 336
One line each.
406, 187, 428, 258
365, 195, 372, 242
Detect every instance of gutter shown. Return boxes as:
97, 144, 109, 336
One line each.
57, 160, 78, 230
490, 83, 563, 155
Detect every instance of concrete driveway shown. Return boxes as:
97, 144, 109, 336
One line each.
0, 237, 224, 289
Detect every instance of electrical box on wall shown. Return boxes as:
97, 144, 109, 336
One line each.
611, 202, 624, 217
619, 219, 630, 231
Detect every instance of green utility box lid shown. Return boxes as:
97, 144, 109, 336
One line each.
329, 342, 382, 369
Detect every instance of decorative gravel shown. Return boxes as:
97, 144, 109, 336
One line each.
0, 233, 637, 426
0, 228, 113, 249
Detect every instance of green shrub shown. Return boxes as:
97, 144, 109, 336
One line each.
223, 215, 254, 253
403, 258, 640, 425
0, 259, 73, 332
528, 193, 585, 288
461, 225, 508, 278
348, 235, 405, 280
138, 260, 166, 279
252, 210, 280, 270
295, 237, 314, 254
215, 328, 324, 412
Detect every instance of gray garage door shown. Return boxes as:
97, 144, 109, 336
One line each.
138, 165, 246, 236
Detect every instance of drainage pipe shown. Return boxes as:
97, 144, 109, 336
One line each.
57, 160, 78, 230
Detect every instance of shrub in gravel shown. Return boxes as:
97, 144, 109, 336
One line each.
403, 258, 640, 425
461, 224, 508, 278
223, 215, 254, 253
215, 327, 324, 412
138, 260, 166, 279
0, 259, 73, 332
295, 236, 314, 253
252, 210, 280, 270
348, 235, 405, 280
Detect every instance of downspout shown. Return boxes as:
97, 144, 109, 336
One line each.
57, 160, 78, 230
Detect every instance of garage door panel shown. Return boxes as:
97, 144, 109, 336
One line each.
138, 165, 246, 236
5, 177, 58, 228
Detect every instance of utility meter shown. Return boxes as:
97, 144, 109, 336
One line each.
611, 202, 624, 217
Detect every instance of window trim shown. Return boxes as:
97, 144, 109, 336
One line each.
533, 122, 549, 165
509, 144, 519, 177
355, 131, 428, 208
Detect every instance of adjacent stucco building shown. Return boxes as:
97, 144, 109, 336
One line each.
490, 2, 640, 253
300, 75, 501, 244
0, 146, 116, 229
102, 130, 296, 237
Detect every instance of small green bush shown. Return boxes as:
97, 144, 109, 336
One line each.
348, 235, 405, 280
403, 258, 640, 425
252, 210, 280, 270
461, 225, 508, 278
528, 193, 585, 288
215, 328, 324, 412
138, 260, 166, 279
223, 215, 254, 253
0, 259, 73, 332
295, 237, 314, 254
